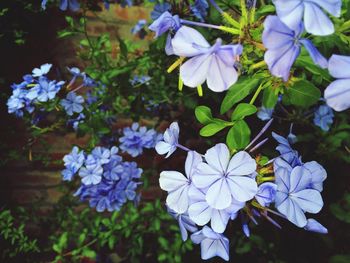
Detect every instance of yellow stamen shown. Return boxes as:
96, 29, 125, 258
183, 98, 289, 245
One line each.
167, 57, 185, 73
197, 85, 203, 97
27, 84, 36, 87
178, 76, 183, 91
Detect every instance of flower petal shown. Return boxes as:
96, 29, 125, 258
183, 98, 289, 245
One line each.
185, 151, 203, 179
289, 166, 312, 193
328, 55, 350, 79
304, 2, 334, 35
188, 201, 212, 225
227, 176, 258, 202
324, 79, 350, 111
204, 143, 230, 173
166, 184, 190, 213
227, 151, 256, 176
276, 195, 307, 227
180, 54, 212, 88
159, 171, 188, 191
206, 179, 232, 209
192, 162, 222, 188
291, 189, 323, 213
210, 209, 230, 233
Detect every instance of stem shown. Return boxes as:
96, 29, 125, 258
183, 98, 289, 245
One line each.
167, 57, 185, 73
197, 85, 203, 97
176, 143, 191, 152
249, 82, 264, 105
208, 0, 224, 14
180, 19, 240, 34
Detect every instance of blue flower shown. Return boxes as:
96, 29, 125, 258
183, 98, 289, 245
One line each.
119, 123, 162, 157
73, 146, 142, 213
272, 132, 301, 167
27, 77, 64, 102
257, 106, 273, 121
255, 182, 277, 207
273, 0, 341, 36
60, 92, 84, 116
59, 0, 80, 11
192, 143, 257, 209
190, 0, 209, 22
32, 63, 52, 77
187, 184, 245, 233
304, 218, 328, 234
324, 55, 350, 111
167, 207, 198, 241
303, 161, 327, 192
155, 122, 179, 158
7, 88, 28, 116
262, 16, 327, 81
130, 75, 151, 85
159, 151, 202, 213
79, 164, 103, 185
63, 146, 85, 173
172, 26, 243, 92
274, 160, 324, 227
151, 3, 171, 20
62, 167, 76, 181
191, 226, 229, 261
313, 105, 334, 131
149, 11, 181, 38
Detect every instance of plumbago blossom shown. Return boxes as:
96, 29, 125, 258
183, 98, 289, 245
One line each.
262, 15, 328, 81
272, 0, 342, 36
119, 123, 163, 157
171, 26, 242, 92
156, 122, 328, 261
62, 146, 142, 212
324, 55, 350, 111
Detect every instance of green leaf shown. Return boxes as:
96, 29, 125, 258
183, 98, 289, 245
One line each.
295, 56, 331, 81
195, 106, 213, 124
200, 121, 227, 137
226, 120, 251, 150
231, 103, 257, 121
262, 86, 279, 108
220, 77, 261, 114
285, 80, 321, 107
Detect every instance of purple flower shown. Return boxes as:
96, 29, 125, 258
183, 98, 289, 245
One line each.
63, 146, 85, 173
60, 92, 84, 116
262, 16, 327, 81
272, 132, 301, 167
324, 55, 350, 111
155, 122, 179, 158
32, 63, 52, 77
172, 26, 243, 92
255, 182, 277, 207
257, 106, 273, 121
188, 185, 245, 233
59, 0, 80, 11
79, 164, 103, 185
274, 160, 324, 227
149, 11, 181, 38
26, 77, 64, 102
119, 123, 162, 157
167, 207, 198, 241
313, 105, 334, 131
304, 218, 328, 234
191, 226, 229, 261
192, 143, 257, 209
273, 0, 342, 35
190, 0, 209, 22
159, 151, 202, 213
131, 19, 147, 38
151, 3, 172, 20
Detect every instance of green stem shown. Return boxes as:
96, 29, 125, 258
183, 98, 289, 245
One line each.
249, 82, 264, 105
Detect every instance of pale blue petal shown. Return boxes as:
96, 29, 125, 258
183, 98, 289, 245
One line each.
227, 176, 258, 202
201, 237, 229, 261
227, 151, 256, 176
303, 161, 327, 192
180, 53, 212, 88
206, 179, 232, 209
155, 141, 172, 155
289, 166, 311, 193
306, 0, 341, 17
324, 79, 350, 111
274, 0, 304, 32
291, 189, 323, 213
185, 151, 202, 179
328, 55, 350, 79
159, 171, 188, 191
166, 184, 190, 213
172, 26, 210, 57
204, 143, 230, 173
210, 209, 230, 233
276, 196, 307, 227
304, 218, 328, 234
300, 39, 328, 68
188, 201, 212, 225
304, 3, 334, 35
206, 54, 238, 92
192, 162, 221, 188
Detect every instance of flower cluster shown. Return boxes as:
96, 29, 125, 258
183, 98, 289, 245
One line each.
119, 123, 162, 157
62, 146, 142, 212
7, 64, 64, 117
156, 122, 327, 261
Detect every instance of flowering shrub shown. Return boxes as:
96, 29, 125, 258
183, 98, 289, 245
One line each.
2, 0, 350, 262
